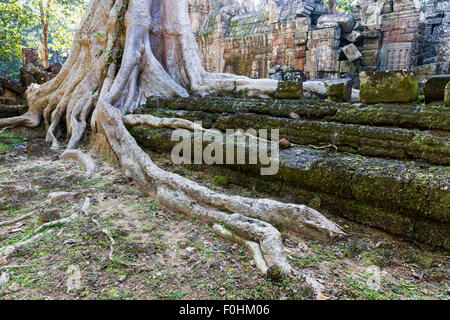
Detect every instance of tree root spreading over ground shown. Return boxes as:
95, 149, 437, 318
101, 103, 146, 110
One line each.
0, 0, 345, 278
0, 140, 448, 299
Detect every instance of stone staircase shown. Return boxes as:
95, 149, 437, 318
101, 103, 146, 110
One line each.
129, 97, 450, 249
0, 96, 27, 119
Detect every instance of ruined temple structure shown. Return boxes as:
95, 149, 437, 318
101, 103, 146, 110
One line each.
0, 48, 62, 106
189, 0, 450, 81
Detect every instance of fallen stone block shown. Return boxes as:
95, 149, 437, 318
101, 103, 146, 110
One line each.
341, 44, 362, 62
317, 13, 356, 33
19, 62, 61, 90
0, 78, 24, 96
424, 75, 450, 103
324, 79, 352, 102
20, 63, 50, 89
360, 71, 419, 104
303, 80, 328, 99
342, 30, 363, 43
275, 81, 303, 99
303, 79, 352, 102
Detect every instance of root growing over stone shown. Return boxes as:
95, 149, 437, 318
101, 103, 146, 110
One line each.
0, 0, 345, 278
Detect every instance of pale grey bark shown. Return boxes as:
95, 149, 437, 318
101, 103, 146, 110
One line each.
0, 0, 345, 276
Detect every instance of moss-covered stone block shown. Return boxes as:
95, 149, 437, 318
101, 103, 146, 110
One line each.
360, 71, 419, 104
129, 125, 450, 249
324, 79, 352, 102
214, 113, 449, 165
275, 81, 303, 99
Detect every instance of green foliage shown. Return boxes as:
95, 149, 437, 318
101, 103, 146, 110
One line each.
324, 0, 356, 13
336, 0, 356, 13
0, 0, 87, 79
31, 0, 88, 57
0, 0, 33, 61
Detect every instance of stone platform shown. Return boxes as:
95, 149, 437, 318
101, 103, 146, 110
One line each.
129, 97, 450, 249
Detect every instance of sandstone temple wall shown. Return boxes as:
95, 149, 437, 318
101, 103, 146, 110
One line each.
189, 0, 450, 81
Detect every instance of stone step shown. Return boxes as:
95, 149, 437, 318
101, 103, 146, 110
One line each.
0, 104, 28, 118
144, 99, 450, 165
128, 125, 450, 249
0, 97, 24, 106
424, 75, 450, 103
216, 113, 450, 166
146, 98, 450, 131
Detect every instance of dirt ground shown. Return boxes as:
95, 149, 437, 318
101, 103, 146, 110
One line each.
0, 128, 448, 300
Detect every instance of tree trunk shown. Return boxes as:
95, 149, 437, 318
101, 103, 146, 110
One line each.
328, 0, 337, 14
42, 23, 49, 69
0, 0, 345, 277
39, 0, 51, 69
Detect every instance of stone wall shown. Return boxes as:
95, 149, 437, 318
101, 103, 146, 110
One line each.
193, 0, 324, 79
191, 0, 450, 80
354, 0, 450, 79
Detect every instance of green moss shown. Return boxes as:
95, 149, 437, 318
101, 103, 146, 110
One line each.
128, 126, 179, 153
360, 71, 419, 104
130, 97, 450, 249
146, 97, 450, 131
224, 53, 253, 77
324, 82, 351, 102
213, 176, 231, 187
408, 132, 450, 165
275, 82, 303, 100
0, 132, 28, 156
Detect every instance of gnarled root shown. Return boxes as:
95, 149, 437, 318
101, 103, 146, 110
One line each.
0, 211, 37, 228
156, 185, 291, 274
123, 113, 345, 239
61, 150, 96, 177
46, 192, 81, 207
0, 232, 48, 261
95, 100, 345, 277
213, 224, 269, 275
0, 0, 346, 280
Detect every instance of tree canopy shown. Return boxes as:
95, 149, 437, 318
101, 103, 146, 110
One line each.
324, 0, 356, 13
0, 0, 33, 61
0, 0, 87, 79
